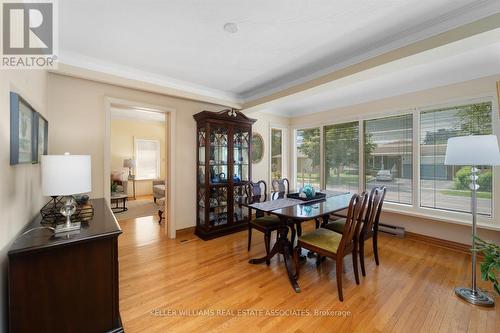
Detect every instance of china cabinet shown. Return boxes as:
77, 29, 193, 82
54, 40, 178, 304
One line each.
193, 109, 256, 240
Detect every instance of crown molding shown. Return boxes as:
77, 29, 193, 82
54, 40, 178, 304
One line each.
54, 52, 243, 108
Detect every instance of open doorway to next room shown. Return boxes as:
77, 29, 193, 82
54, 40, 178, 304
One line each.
110, 106, 167, 223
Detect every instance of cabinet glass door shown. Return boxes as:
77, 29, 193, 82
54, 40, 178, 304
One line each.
208, 126, 229, 227
208, 186, 228, 226
233, 128, 250, 183
198, 127, 206, 185
209, 126, 228, 185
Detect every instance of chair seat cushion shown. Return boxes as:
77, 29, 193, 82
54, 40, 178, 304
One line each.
153, 184, 165, 196
298, 228, 342, 254
324, 218, 346, 233
251, 215, 281, 228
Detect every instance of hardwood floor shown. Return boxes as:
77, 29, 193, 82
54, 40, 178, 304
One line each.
118, 216, 499, 333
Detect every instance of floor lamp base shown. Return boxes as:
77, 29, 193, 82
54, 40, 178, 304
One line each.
455, 287, 495, 307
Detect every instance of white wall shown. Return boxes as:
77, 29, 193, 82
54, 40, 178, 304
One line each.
250, 112, 290, 184
0, 70, 48, 333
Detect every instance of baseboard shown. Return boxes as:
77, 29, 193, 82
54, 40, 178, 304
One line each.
177, 226, 196, 234
405, 231, 473, 255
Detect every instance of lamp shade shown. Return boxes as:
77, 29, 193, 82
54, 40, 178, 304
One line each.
42, 154, 92, 196
123, 158, 136, 168
444, 135, 500, 166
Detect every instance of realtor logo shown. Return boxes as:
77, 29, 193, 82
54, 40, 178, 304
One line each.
1, 0, 58, 68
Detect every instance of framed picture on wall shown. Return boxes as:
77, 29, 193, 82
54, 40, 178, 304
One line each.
10, 92, 36, 165
34, 113, 49, 163
497, 81, 500, 117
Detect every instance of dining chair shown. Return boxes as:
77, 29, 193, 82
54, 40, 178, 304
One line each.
293, 192, 368, 301
325, 186, 386, 276
270, 177, 306, 240
271, 178, 290, 198
246, 180, 282, 265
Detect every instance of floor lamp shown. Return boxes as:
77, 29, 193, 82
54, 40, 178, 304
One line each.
444, 135, 500, 307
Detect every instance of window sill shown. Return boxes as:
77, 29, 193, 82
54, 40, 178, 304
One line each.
382, 202, 500, 232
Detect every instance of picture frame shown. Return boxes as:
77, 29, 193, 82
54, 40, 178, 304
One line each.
34, 113, 49, 163
10, 92, 48, 165
10, 92, 36, 165
497, 81, 500, 117
251, 132, 264, 163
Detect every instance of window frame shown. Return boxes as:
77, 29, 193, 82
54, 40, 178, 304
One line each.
291, 95, 499, 228
323, 121, 361, 194
417, 97, 497, 219
134, 138, 161, 181
363, 112, 414, 206
269, 126, 286, 185
292, 126, 322, 191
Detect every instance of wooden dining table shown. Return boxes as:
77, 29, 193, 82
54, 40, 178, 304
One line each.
241, 191, 352, 293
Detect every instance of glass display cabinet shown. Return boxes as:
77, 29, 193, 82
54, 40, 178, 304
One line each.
194, 109, 256, 240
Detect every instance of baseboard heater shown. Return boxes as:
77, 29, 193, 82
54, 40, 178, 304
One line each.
378, 223, 405, 238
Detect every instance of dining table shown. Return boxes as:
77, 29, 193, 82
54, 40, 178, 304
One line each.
241, 191, 352, 293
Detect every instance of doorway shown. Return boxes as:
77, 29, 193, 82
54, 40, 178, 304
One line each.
104, 97, 177, 239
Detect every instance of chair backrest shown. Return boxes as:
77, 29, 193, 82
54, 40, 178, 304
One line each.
271, 178, 290, 194
361, 186, 386, 239
339, 192, 368, 253
246, 180, 268, 218
246, 180, 267, 201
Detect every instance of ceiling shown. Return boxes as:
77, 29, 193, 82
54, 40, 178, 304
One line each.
251, 31, 500, 117
59, 0, 500, 104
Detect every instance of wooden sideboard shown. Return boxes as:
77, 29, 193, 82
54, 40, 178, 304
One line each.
8, 199, 123, 333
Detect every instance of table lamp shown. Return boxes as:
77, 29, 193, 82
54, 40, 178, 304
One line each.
123, 158, 136, 178
444, 135, 500, 307
42, 153, 92, 234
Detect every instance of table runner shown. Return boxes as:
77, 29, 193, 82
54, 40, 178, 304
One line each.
249, 198, 303, 211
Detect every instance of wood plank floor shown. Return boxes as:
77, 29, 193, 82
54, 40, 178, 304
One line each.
118, 216, 499, 333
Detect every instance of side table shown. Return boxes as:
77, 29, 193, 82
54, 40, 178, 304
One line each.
111, 193, 128, 213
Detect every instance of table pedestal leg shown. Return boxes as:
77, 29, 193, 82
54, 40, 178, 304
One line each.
249, 217, 301, 293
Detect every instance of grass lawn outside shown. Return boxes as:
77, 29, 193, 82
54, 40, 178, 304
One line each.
440, 189, 492, 199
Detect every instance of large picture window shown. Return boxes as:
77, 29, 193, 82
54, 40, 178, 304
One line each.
135, 139, 161, 180
293, 97, 496, 221
364, 114, 413, 204
296, 128, 320, 189
420, 102, 493, 216
324, 122, 359, 193
271, 128, 283, 180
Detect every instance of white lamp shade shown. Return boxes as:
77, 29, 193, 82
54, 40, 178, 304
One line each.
444, 135, 500, 166
42, 154, 92, 196
123, 158, 136, 168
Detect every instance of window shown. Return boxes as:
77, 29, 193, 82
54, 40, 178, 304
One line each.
420, 102, 493, 216
296, 128, 320, 189
324, 122, 359, 193
292, 97, 497, 222
271, 128, 283, 180
135, 139, 161, 180
364, 114, 413, 204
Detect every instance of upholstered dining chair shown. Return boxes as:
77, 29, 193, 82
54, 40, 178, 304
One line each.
246, 180, 282, 265
293, 192, 368, 301
325, 186, 386, 276
271, 178, 290, 199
